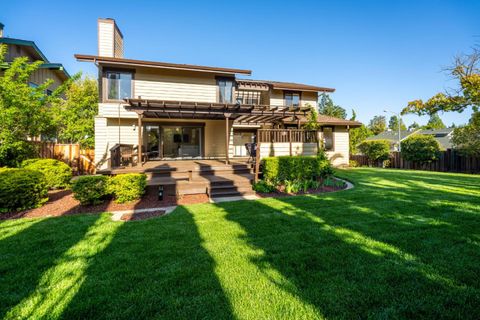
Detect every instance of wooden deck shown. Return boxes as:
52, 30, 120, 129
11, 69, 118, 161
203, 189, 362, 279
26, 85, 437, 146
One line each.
100, 159, 255, 198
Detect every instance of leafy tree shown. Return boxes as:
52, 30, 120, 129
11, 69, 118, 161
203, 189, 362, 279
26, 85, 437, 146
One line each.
317, 93, 347, 119
350, 109, 357, 121
358, 140, 390, 165
402, 48, 480, 115
368, 115, 387, 135
388, 115, 407, 131
401, 134, 440, 163
304, 105, 320, 130
349, 125, 372, 154
51, 76, 98, 148
452, 111, 480, 156
423, 113, 446, 130
0, 44, 72, 166
408, 122, 420, 131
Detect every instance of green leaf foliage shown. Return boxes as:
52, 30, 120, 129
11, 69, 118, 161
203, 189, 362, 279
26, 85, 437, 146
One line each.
452, 111, 480, 156
262, 155, 333, 183
388, 115, 407, 131
358, 140, 391, 163
0, 140, 37, 167
107, 173, 147, 204
424, 113, 446, 130
349, 125, 373, 154
71, 175, 108, 205
401, 135, 440, 163
21, 158, 72, 189
318, 93, 347, 119
368, 116, 387, 135
51, 77, 98, 148
252, 180, 277, 193
0, 168, 48, 213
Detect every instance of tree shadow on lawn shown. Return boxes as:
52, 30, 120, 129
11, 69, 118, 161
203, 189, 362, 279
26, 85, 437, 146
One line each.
0, 214, 101, 319
217, 180, 480, 318
59, 206, 234, 320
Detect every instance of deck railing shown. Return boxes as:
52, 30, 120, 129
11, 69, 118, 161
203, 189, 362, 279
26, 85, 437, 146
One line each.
257, 129, 319, 143
110, 144, 135, 168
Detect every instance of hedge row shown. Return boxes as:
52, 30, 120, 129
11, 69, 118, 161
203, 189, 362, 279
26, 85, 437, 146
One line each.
72, 173, 147, 205
0, 168, 49, 213
262, 155, 333, 183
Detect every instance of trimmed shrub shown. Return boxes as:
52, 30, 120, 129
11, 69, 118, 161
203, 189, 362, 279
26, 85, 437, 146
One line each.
349, 160, 359, 167
107, 173, 147, 203
262, 155, 333, 183
0, 168, 48, 213
252, 180, 277, 193
72, 175, 108, 205
401, 134, 440, 163
358, 140, 391, 164
22, 158, 72, 189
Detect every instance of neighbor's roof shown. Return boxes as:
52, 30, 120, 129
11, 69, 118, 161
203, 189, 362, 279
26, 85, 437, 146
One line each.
418, 128, 454, 149
237, 78, 335, 93
74, 54, 252, 75
0, 37, 70, 80
366, 130, 417, 141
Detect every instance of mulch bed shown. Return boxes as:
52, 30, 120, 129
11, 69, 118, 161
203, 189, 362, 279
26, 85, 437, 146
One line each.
1, 187, 209, 220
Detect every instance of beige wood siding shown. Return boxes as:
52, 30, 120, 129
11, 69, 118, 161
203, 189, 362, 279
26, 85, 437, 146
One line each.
269, 89, 317, 107
98, 21, 114, 57
30, 68, 63, 90
98, 103, 138, 119
134, 69, 218, 102
324, 126, 349, 166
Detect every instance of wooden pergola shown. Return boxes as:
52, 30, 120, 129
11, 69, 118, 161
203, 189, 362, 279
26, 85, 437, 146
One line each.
124, 98, 312, 165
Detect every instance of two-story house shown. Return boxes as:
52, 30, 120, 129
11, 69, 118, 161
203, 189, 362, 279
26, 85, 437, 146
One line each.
0, 23, 70, 92
76, 19, 360, 173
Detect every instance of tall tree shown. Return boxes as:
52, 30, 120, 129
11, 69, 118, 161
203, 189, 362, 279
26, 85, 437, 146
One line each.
349, 125, 372, 154
408, 122, 420, 131
0, 44, 72, 166
317, 93, 347, 119
402, 48, 480, 115
388, 115, 407, 131
368, 115, 387, 135
452, 111, 480, 156
51, 76, 98, 148
350, 109, 357, 121
424, 113, 446, 130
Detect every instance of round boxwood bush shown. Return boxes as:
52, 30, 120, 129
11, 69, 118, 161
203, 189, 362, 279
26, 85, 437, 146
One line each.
22, 158, 72, 189
72, 175, 108, 205
107, 173, 147, 203
0, 168, 48, 213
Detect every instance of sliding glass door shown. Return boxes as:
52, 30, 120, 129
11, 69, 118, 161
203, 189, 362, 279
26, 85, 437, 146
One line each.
161, 126, 202, 158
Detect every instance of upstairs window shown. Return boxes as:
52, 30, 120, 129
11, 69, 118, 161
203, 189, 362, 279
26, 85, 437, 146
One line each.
218, 78, 234, 103
236, 90, 261, 104
106, 71, 132, 100
323, 127, 334, 151
285, 92, 300, 107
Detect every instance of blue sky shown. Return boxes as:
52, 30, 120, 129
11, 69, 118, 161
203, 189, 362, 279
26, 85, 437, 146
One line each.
2, 0, 479, 126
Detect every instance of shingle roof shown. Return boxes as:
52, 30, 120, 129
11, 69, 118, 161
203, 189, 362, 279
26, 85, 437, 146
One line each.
366, 130, 416, 141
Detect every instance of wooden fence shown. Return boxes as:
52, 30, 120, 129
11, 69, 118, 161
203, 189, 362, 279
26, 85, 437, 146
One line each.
33, 142, 95, 175
350, 149, 480, 174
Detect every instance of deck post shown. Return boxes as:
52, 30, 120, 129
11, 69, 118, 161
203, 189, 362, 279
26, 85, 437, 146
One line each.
289, 130, 292, 156
224, 113, 231, 164
254, 129, 260, 183
137, 113, 143, 167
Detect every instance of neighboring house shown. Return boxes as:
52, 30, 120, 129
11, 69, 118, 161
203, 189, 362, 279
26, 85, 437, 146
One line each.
76, 18, 361, 171
0, 23, 70, 92
366, 128, 454, 151
366, 130, 418, 151
417, 128, 454, 149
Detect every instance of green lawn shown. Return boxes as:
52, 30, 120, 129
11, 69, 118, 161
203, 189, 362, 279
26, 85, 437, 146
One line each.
1, 168, 479, 319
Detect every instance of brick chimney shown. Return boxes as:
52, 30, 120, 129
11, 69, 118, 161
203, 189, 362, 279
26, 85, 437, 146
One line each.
98, 18, 123, 58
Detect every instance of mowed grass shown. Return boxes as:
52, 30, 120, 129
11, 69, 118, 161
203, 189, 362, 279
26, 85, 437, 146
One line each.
1, 168, 479, 319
